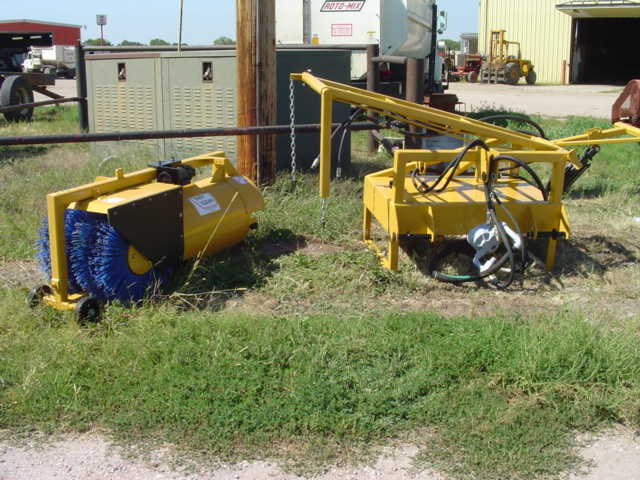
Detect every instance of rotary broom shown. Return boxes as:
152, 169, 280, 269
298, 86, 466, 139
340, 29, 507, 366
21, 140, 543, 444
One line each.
29, 151, 264, 322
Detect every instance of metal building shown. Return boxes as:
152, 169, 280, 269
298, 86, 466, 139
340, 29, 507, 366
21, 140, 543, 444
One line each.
478, 0, 640, 84
0, 19, 81, 45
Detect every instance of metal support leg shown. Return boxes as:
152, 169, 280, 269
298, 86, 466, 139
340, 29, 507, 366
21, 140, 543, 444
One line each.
363, 207, 372, 242
545, 237, 558, 272
386, 233, 399, 271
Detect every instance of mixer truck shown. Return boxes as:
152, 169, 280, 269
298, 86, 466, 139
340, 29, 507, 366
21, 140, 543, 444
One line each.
275, 0, 447, 94
23, 45, 76, 78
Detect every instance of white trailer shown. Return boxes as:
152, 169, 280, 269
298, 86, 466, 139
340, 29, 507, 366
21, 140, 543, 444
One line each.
23, 45, 75, 78
276, 0, 442, 82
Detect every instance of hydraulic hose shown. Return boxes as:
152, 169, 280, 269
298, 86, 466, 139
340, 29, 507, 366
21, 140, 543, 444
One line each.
495, 154, 549, 201
412, 138, 489, 195
477, 114, 547, 139
430, 153, 530, 288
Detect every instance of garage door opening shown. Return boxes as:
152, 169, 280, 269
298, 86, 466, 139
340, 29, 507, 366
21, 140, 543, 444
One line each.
571, 17, 640, 84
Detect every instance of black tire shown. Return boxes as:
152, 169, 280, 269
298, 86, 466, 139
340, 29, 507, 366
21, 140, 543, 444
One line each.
504, 62, 520, 85
75, 296, 103, 324
1, 75, 34, 122
467, 71, 479, 83
27, 285, 52, 308
526, 70, 537, 85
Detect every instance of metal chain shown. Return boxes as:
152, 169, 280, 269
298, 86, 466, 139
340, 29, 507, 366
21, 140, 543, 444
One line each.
288, 78, 297, 180
320, 198, 327, 228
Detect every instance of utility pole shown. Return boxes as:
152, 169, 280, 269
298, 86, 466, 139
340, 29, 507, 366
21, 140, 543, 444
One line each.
177, 0, 184, 53
237, 0, 277, 185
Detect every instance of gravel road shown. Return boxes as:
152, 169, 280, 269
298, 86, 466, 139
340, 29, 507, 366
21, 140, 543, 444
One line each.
1, 430, 639, 480
447, 82, 622, 119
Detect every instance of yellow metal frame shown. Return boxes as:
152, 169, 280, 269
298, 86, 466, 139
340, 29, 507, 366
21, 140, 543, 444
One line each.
290, 72, 640, 273
43, 151, 243, 312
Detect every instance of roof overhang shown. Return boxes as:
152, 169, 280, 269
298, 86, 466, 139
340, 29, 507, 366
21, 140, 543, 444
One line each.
556, 1, 640, 17
0, 19, 81, 29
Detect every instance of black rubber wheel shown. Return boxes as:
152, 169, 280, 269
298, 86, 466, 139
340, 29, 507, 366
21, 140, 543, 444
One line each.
1, 75, 34, 122
27, 285, 52, 308
467, 71, 479, 83
75, 296, 103, 324
526, 70, 537, 85
504, 62, 520, 85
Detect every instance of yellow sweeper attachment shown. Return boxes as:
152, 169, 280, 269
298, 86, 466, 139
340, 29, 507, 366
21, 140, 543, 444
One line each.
291, 72, 640, 287
30, 151, 264, 321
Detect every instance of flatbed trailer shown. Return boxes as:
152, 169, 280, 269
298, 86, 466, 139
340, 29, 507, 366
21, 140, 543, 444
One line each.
0, 31, 60, 121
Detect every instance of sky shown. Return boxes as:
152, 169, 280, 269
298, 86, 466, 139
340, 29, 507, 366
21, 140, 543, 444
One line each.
1, 0, 477, 45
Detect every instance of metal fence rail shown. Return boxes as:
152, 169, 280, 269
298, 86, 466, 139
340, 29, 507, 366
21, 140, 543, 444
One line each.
0, 122, 378, 146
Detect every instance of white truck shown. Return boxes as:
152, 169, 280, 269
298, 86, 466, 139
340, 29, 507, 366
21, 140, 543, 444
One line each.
276, 0, 445, 84
23, 45, 75, 78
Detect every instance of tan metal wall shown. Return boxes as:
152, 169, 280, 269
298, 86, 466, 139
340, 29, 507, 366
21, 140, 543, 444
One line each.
479, 0, 572, 84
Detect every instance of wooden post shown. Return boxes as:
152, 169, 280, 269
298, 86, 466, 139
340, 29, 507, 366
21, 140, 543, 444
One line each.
237, 0, 258, 181
236, 0, 276, 184
257, 0, 277, 185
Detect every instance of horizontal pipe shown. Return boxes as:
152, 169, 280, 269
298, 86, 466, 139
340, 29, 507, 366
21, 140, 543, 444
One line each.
371, 55, 408, 65
84, 44, 369, 53
0, 96, 81, 114
0, 121, 378, 146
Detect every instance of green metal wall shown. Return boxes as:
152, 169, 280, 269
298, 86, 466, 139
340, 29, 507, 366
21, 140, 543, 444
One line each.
85, 49, 351, 171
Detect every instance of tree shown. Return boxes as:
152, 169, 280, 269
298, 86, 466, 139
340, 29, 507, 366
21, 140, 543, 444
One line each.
214, 36, 235, 46
83, 38, 112, 46
442, 39, 461, 51
119, 40, 144, 46
149, 38, 170, 46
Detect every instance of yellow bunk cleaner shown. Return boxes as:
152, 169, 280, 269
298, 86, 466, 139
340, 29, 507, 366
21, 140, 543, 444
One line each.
289, 72, 640, 287
30, 152, 264, 322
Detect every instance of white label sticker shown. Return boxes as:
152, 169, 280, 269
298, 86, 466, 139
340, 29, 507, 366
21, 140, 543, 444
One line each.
331, 24, 353, 37
232, 175, 249, 185
102, 197, 126, 204
189, 193, 221, 216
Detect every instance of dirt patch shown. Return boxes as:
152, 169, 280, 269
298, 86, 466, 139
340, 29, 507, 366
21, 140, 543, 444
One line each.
298, 237, 347, 257
0, 257, 42, 290
258, 236, 346, 259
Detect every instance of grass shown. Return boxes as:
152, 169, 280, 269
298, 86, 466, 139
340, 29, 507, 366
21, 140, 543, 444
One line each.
1, 288, 639, 479
0, 106, 640, 478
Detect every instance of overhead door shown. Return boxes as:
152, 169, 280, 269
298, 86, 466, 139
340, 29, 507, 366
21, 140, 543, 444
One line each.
557, 1, 640, 84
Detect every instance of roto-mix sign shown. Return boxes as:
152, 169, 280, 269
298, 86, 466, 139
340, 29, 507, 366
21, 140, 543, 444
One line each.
320, 1, 366, 12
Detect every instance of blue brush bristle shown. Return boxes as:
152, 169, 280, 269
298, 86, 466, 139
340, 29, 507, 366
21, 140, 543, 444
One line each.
37, 208, 170, 303
36, 209, 97, 294
36, 217, 51, 279
69, 212, 106, 299
92, 222, 170, 303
